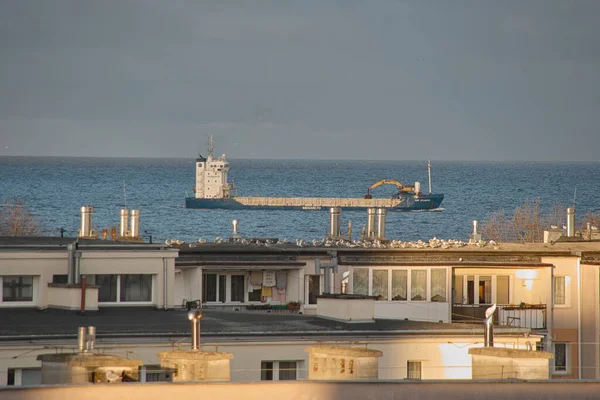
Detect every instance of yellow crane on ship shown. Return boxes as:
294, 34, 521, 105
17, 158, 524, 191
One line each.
364, 179, 416, 199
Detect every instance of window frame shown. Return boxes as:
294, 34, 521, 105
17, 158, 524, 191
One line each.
260, 360, 300, 381
553, 275, 570, 308
1, 275, 35, 305
552, 342, 570, 375
407, 360, 422, 380
89, 274, 153, 305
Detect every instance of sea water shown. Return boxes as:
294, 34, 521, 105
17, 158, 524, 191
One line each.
1, 157, 599, 243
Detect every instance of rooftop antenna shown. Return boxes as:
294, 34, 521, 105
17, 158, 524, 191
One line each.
123, 181, 127, 209
428, 160, 432, 194
208, 134, 214, 160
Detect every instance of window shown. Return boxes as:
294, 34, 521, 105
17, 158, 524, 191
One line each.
261, 361, 298, 381
407, 361, 422, 380
372, 270, 388, 301
554, 276, 566, 306
142, 365, 170, 382
89, 274, 152, 303
230, 275, 245, 302
6, 368, 41, 386
353, 268, 368, 295
454, 275, 464, 303
120, 274, 152, 302
392, 270, 407, 301
430, 269, 447, 302
411, 270, 426, 301
307, 275, 320, 305
2, 276, 33, 302
52, 275, 68, 284
478, 276, 492, 304
553, 343, 569, 374
203, 274, 217, 302
497, 276, 510, 304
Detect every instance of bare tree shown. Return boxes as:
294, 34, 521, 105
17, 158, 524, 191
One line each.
0, 199, 42, 236
482, 200, 567, 243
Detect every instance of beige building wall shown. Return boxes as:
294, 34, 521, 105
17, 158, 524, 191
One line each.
580, 263, 599, 379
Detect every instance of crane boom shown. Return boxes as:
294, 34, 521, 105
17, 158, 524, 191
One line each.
364, 179, 415, 199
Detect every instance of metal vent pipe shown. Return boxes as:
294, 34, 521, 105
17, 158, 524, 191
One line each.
79, 206, 93, 237
376, 208, 386, 239
120, 209, 129, 237
473, 220, 479, 235
86, 326, 96, 351
77, 326, 86, 352
188, 310, 202, 350
130, 210, 140, 238
329, 207, 341, 238
484, 304, 496, 347
367, 208, 376, 238
567, 207, 575, 237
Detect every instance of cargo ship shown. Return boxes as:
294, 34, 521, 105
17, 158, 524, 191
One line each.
185, 136, 444, 211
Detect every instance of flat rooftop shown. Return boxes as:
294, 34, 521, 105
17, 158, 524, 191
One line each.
0, 308, 526, 341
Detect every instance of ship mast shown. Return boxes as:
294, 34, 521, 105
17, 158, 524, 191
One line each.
208, 135, 214, 161
428, 160, 432, 194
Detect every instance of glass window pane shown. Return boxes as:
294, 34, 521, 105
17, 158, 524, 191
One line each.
218, 275, 226, 303
372, 270, 388, 301
411, 270, 426, 301
479, 276, 492, 304
95, 275, 118, 302
554, 276, 565, 305
554, 343, 567, 371
120, 274, 152, 302
392, 270, 407, 301
278, 361, 297, 381
430, 269, 447, 302
231, 275, 245, 302
454, 275, 464, 303
308, 275, 320, 305
353, 268, 369, 296
2, 276, 33, 302
261, 361, 273, 381
203, 274, 217, 302
407, 361, 421, 380
497, 276, 510, 304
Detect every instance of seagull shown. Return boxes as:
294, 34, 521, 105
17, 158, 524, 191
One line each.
550, 225, 558, 230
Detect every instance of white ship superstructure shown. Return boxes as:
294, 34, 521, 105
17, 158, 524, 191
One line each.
194, 135, 231, 199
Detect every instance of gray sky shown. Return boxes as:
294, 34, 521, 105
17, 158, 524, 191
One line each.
1, 0, 599, 161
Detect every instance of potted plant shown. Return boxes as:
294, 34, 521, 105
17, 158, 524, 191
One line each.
287, 301, 301, 311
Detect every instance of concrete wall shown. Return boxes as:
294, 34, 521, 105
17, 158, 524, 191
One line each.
317, 298, 374, 321
374, 301, 448, 323
4, 381, 600, 400
581, 264, 599, 379
47, 286, 99, 311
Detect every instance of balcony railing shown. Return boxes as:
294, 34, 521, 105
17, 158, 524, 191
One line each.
452, 304, 546, 329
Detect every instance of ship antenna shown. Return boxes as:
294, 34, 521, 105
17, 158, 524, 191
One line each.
208, 135, 214, 160
428, 160, 432, 194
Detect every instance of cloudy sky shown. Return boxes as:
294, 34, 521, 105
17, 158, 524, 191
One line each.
1, 1, 599, 161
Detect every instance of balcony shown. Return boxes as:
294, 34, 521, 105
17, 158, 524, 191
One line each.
452, 304, 546, 330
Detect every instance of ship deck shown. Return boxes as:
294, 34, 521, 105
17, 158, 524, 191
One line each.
232, 196, 401, 208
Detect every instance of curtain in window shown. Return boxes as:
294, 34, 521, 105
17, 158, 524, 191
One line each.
96, 274, 118, 302
407, 361, 422, 379
554, 276, 565, 305
120, 274, 152, 302
278, 361, 297, 381
392, 270, 407, 301
372, 270, 388, 300
430, 269, 447, 302
411, 270, 426, 301
353, 268, 369, 295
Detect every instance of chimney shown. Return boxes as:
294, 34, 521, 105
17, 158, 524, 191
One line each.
376, 208, 386, 239
120, 209, 129, 238
231, 219, 241, 239
79, 206, 93, 237
470, 220, 482, 242
329, 207, 341, 238
77, 326, 96, 353
484, 304, 496, 347
367, 208, 376, 239
130, 210, 140, 238
567, 207, 575, 237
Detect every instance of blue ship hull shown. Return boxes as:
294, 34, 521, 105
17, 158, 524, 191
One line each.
185, 194, 444, 211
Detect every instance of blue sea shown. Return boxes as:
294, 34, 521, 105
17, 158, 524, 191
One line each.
1, 157, 599, 243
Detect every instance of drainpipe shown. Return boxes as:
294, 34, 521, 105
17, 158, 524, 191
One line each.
163, 258, 168, 311
577, 255, 582, 379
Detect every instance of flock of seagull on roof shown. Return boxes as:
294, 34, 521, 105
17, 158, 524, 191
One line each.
164, 237, 497, 249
